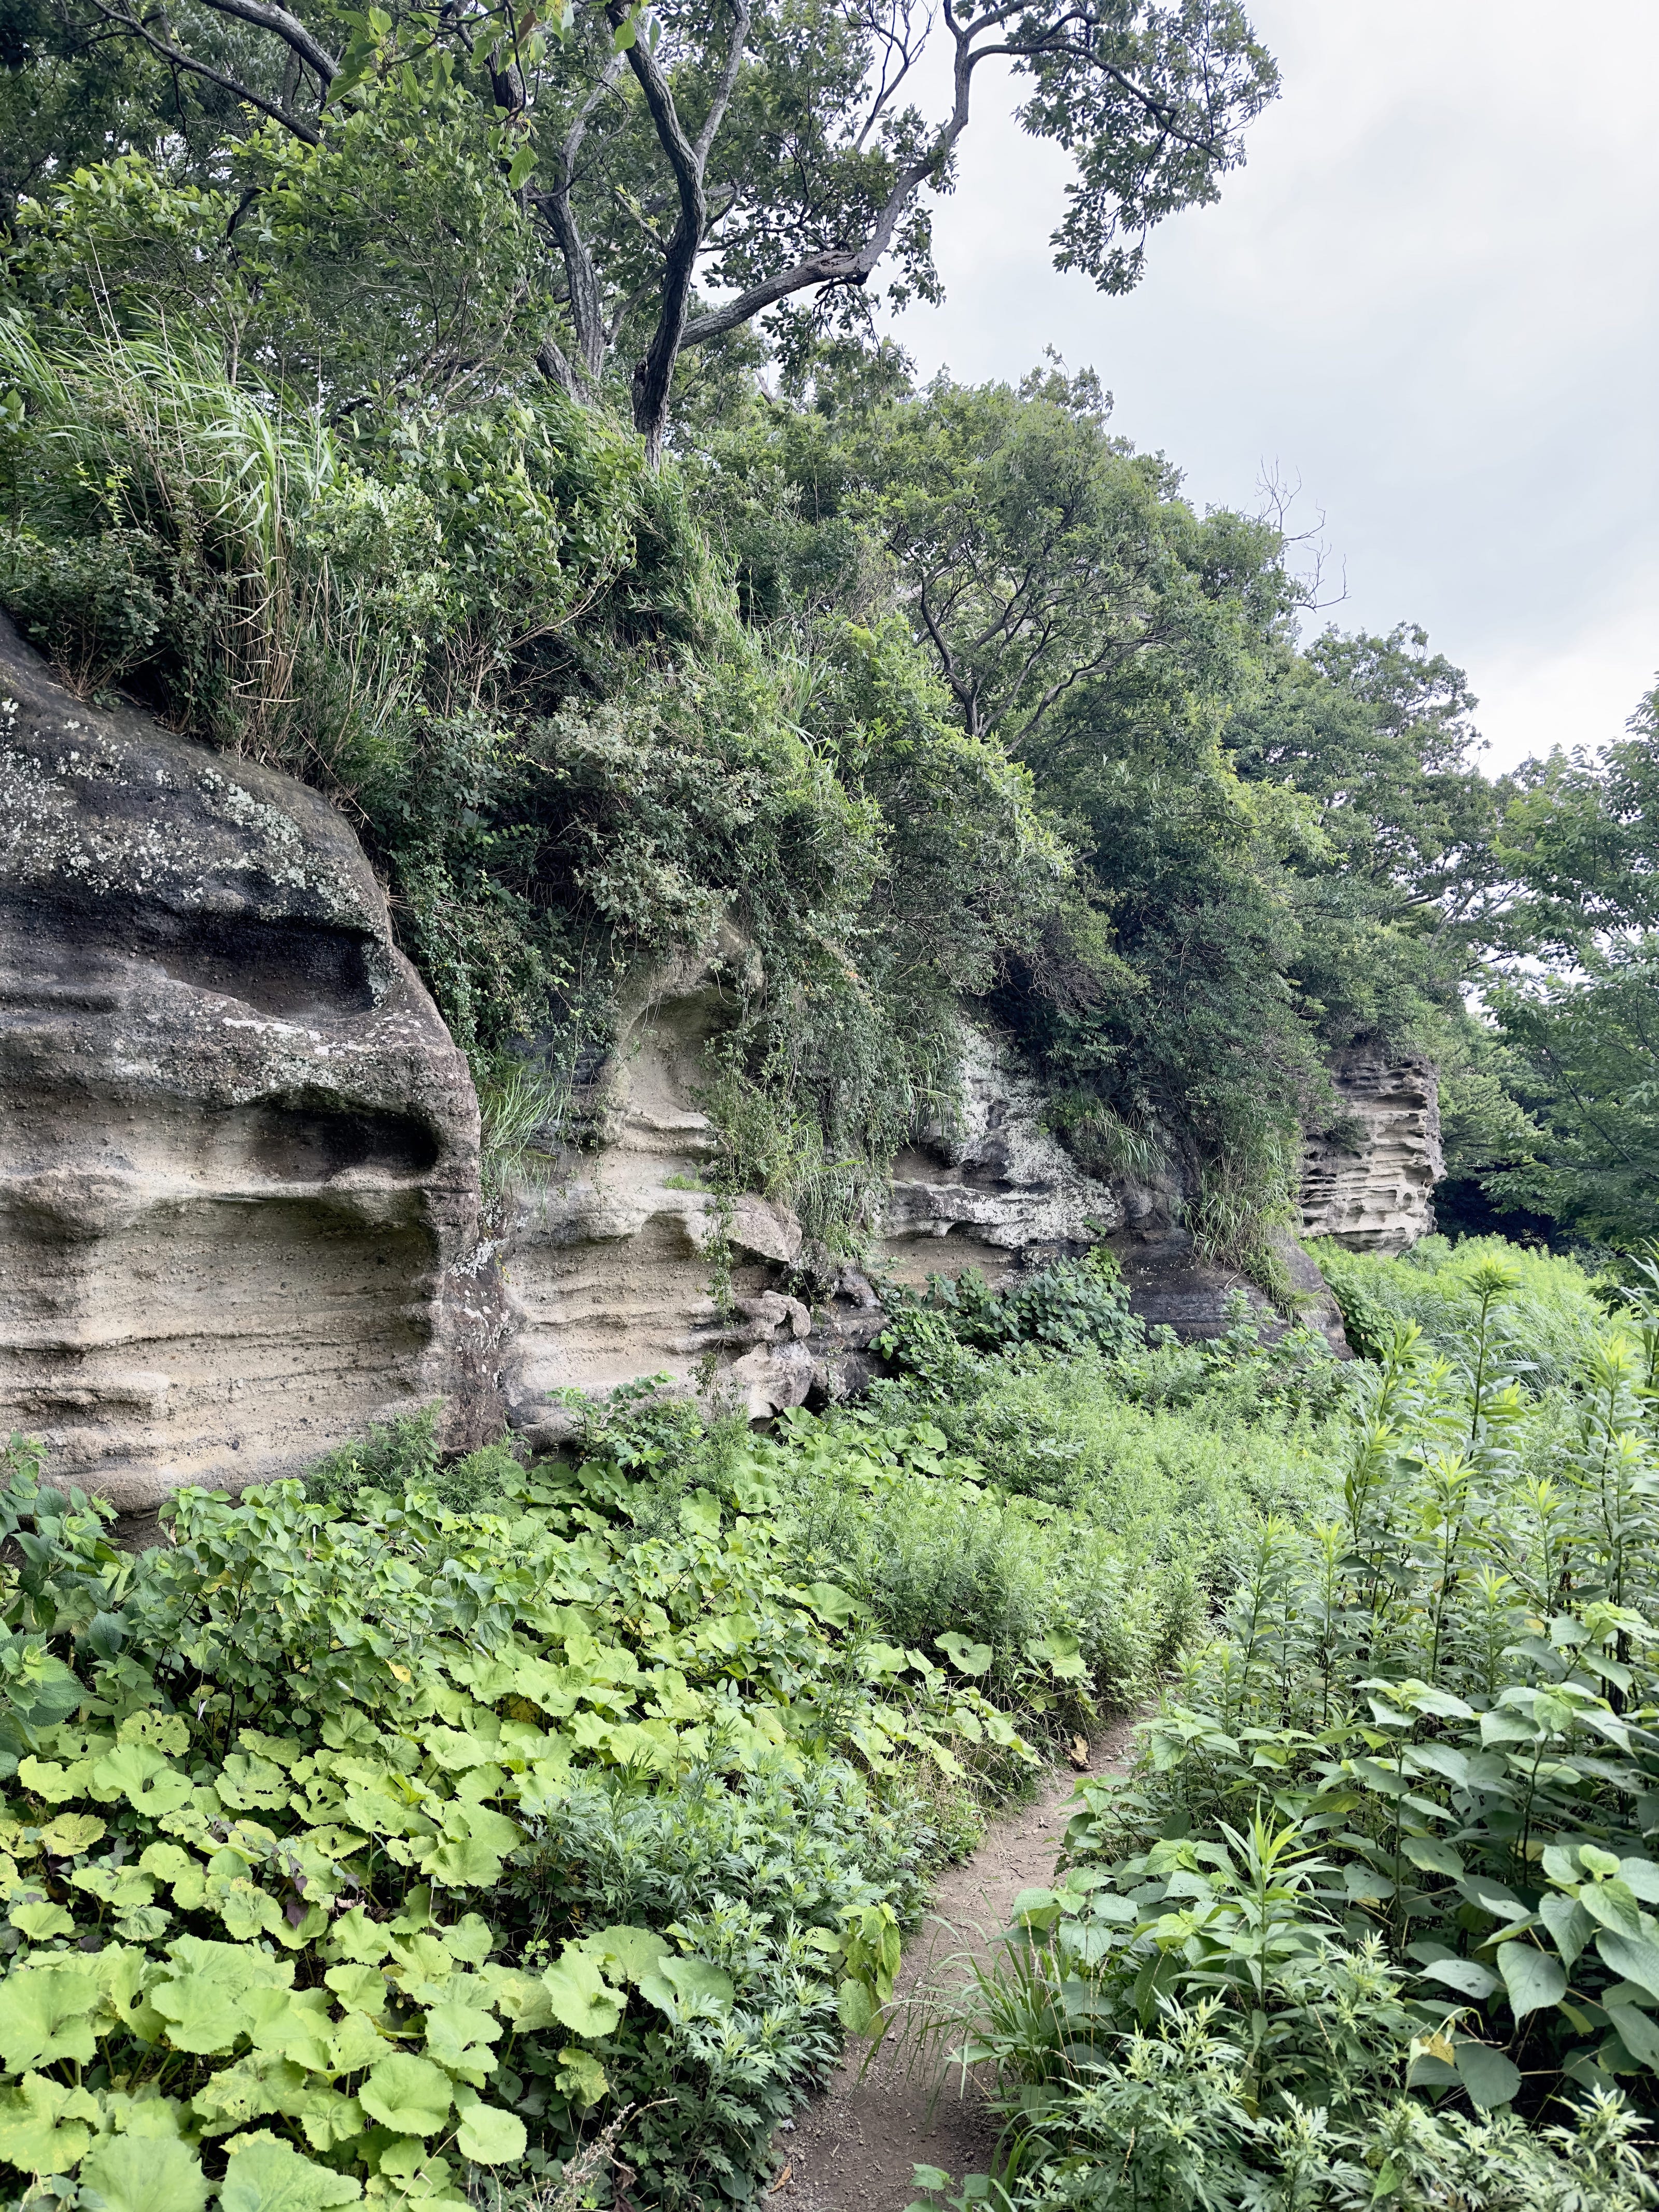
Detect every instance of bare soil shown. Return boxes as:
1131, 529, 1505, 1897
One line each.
768, 1726, 1135, 2212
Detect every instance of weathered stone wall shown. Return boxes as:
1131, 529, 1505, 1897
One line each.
2, 614, 1355, 1502
1300, 1048, 1443, 1254
0, 615, 499, 1509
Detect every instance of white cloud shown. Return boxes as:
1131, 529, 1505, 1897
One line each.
881, 0, 1659, 769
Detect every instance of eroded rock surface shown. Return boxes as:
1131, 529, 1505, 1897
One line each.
1301, 1048, 1442, 1253
0, 616, 494, 1509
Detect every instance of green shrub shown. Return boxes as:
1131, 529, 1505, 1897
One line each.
0, 1441, 1030, 2208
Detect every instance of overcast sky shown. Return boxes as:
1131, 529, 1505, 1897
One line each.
881, 0, 1659, 774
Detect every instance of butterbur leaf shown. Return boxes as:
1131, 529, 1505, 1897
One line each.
937, 1632, 992, 1675
553, 2047, 608, 2106
638, 1954, 735, 2022
10, 1898, 75, 1941
1497, 1940, 1566, 2020
1453, 2042, 1522, 2109
152, 1972, 250, 2055
799, 1581, 859, 1628
79, 2132, 209, 2212
0, 2071, 99, 2175
0, 1963, 99, 2068
423, 1998, 501, 2082
324, 1963, 388, 2015
219, 2134, 363, 2208
89, 1742, 192, 1815
358, 2051, 452, 2136
679, 1489, 722, 1539
40, 1810, 105, 1854
571, 1924, 670, 1985
455, 2102, 528, 2163
542, 1950, 626, 2037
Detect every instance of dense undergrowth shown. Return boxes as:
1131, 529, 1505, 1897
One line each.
918, 1242, 1659, 2210
0, 1250, 1380, 2212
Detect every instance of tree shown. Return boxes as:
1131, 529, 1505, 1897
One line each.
26, 0, 1278, 458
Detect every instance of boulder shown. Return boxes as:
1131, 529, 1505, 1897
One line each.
0, 614, 500, 1511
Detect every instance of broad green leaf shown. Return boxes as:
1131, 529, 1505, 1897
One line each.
359, 2051, 452, 2136
1578, 1879, 1646, 1940
1496, 1940, 1566, 2020
571, 1924, 670, 1986
1419, 1957, 1497, 1999
553, 2046, 608, 2106
88, 1742, 192, 1815
0, 2070, 98, 2175
1453, 2041, 1522, 2109
1402, 1837, 1465, 1879
638, 1954, 735, 2021
0, 1963, 99, 2068
1607, 2002, 1659, 2066
39, 1811, 105, 1854
679, 1490, 723, 1539
16, 1755, 90, 1802
219, 2134, 363, 2209
455, 2102, 527, 2163
10, 1898, 74, 1941
79, 2132, 208, 2212
1619, 1857, 1659, 1903
799, 1581, 859, 1628
937, 1632, 992, 1675
1540, 1892, 1593, 1967
423, 1998, 501, 2084
119, 1711, 189, 1755
1595, 1929, 1659, 2002
151, 1971, 250, 2054
324, 1963, 388, 2016
542, 1950, 625, 2037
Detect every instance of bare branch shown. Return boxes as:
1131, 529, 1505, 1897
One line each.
189, 0, 338, 83
84, 0, 322, 140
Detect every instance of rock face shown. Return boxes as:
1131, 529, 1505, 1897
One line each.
2, 608, 1357, 1501
1301, 1048, 1442, 1253
501, 947, 885, 1446
0, 615, 492, 1510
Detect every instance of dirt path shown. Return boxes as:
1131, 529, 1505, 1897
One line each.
770, 1726, 1135, 2212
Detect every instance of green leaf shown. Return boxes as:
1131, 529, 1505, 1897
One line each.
936, 1632, 992, 1675
542, 1950, 626, 2037
1497, 1940, 1566, 2021
455, 2102, 528, 2163
39, 1811, 106, 1854
423, 1998, 501, 2084
0, 2071, 99, 2177
553, 2046, 608, 2106
151, 1971, 251, 2055
358, 2051, 452, 2136
1607, 2002, 1659, 2066
1402, 1837, 1465, 1879
10, 1898, 75, 1941
507, 145, 537, 190
323, 1963, 388, 2016
219, 2135, 363, 2209
78, 2134, 208, 2211
637, 1954, 734, 2021
1419, 1957, 1497, 2000
88, 1742, 192, 1816
799, 1581, 859, 1628
1595, 1929, 1659, 2003
0, 1963, 99, 2069
679, 1489, 723, 1539
570, 1924, 670, 1986
1453, 2041, 1522, 2109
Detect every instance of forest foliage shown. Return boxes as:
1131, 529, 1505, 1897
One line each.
1, 0, 1656, 1254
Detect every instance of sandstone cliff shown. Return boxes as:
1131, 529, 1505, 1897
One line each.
1301, 1047, 1443, 1254
0, 615, 497, 1509
3, 617, 1361, 1506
